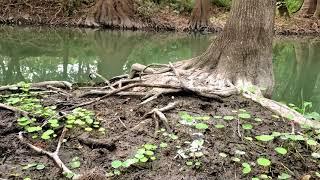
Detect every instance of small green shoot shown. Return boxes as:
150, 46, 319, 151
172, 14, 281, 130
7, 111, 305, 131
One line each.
223, 116, 234, 121
215, 124, 225, 129
255, 135, 274, 142
278, 173, 291, 179
195, 123, 209, 130
242, 163, 252, 174
242, 124, 253, 130
238, 113, 251, 119
275, 147, 287, 155
257, 157, 271, 167
69, 157, 81, 169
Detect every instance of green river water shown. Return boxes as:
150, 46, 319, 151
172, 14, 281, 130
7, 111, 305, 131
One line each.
0, 26, 319, 113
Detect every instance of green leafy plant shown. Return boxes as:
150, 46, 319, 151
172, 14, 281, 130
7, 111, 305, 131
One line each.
242, 162, 252, 174
242, 124, 253, 130
255, 135, 274, 142
238, 113, 251, 119
275, 147, 287, 155
223, 116, 234, 121
278, 172, 291, 179
69, 157, 81, 169
195, 123, 209, 130
257, 157, 271, 167
215, 124, 225, 129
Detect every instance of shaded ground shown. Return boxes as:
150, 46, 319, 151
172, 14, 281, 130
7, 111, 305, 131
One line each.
1, 0, 320, 35
0, 85, 319, 179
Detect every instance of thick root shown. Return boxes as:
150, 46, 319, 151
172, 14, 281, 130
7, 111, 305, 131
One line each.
243, 92, 320, 129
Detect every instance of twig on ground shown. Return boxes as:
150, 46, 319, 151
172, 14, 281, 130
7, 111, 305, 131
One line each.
18, 128, 80, 179
237, 119, 242, 138
118, 117, 129, 130
90, 72, 114, 90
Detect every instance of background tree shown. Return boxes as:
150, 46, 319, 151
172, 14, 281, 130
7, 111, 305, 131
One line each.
85, 0, 140, 28
298, 0, 317, 17
189, 0, 210, 31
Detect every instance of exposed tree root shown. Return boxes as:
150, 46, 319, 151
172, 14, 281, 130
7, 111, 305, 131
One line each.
243, 91, 320, 129
18, 128, 81, 179
0, 103, 29, 117
143, 102, 178, 134
0, 81, 72, 91
87, 61, 320, 129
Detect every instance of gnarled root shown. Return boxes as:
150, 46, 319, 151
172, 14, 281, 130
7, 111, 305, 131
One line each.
18, 128, 81, 179
84, 0, 142, 29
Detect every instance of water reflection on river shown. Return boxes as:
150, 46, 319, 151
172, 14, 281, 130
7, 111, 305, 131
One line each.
0, 26, 319, 113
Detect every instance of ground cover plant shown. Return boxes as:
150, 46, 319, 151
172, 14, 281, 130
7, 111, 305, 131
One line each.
0, 81, 319, 179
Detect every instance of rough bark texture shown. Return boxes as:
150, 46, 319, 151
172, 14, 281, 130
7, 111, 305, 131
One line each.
299, 0, 317, 17
189, 0, 210, 31
314, 0, 320, 18
85, 0, 139, 28
188, 0, 275, 97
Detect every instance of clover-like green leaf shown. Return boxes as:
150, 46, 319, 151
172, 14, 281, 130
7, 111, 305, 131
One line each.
257, 157, 271, 167
275, 147, 287, 155
255, 135, 274, 142
111, 160, 123, 169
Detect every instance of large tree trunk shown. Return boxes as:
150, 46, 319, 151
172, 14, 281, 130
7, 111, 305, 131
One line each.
85, 0, 140, 28
299, 0, 317, 17
189, 0, 210, 31
314, 0, 320, 18
186, 0, 275, 97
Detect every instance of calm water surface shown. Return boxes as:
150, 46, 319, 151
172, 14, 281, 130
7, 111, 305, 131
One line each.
0, 26, 319, 113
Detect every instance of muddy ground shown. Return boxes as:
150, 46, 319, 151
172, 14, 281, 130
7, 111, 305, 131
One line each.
0, 86, 319, 180
1, 0, 320, 35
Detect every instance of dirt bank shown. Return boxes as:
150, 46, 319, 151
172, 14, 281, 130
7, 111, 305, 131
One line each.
1, 0, 320, 35
0, 83, 319, 179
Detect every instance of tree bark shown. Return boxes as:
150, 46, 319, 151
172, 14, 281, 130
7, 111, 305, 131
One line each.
189, 0, 210, 31
314, 0, 320, 18
85, 0, 139, 28
189, 0, 275, 97
299, 0, 317, 17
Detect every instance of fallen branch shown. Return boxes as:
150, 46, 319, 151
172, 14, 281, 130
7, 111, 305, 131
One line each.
243, 92, 320, 129
18, 128, 81, 179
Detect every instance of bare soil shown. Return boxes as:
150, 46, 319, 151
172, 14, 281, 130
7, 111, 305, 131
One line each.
0, 87, 319, 179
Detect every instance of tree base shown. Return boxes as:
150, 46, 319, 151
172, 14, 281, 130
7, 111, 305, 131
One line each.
85, 0, 142, 29
77, 61, 320, 129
